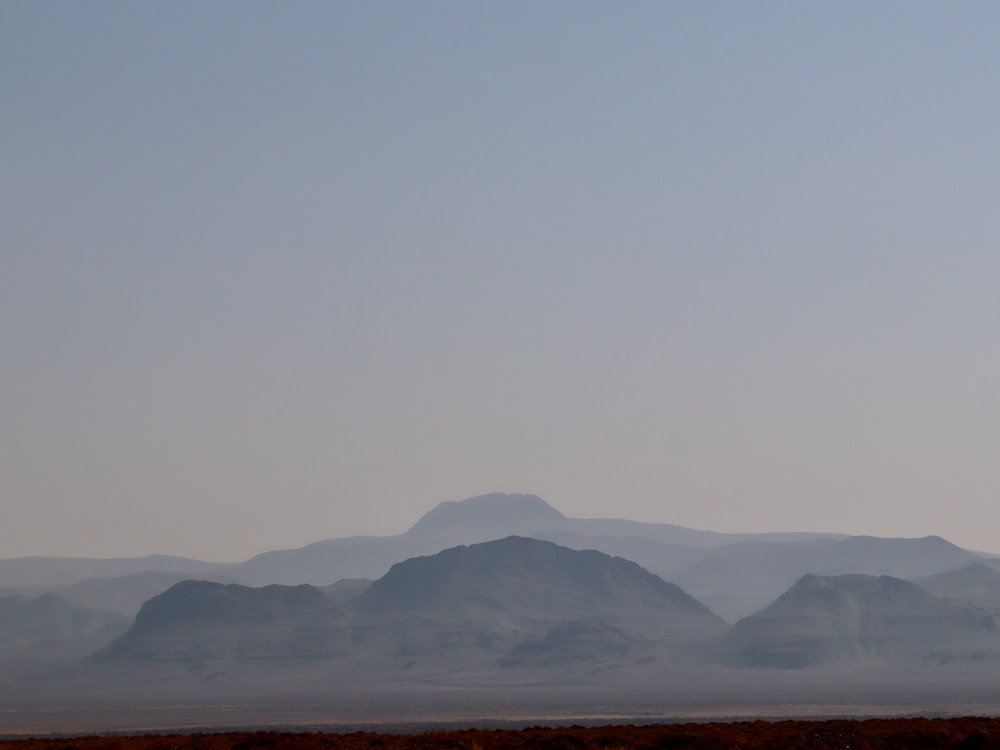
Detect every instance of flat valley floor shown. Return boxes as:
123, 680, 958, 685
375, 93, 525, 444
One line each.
7, 719, 1000, 750
4, 681, 1000, 738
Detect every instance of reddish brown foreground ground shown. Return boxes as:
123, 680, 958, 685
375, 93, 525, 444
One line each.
5, 719, 1000, 750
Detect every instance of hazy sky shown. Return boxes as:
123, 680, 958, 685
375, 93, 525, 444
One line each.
4, 2, 1000, 562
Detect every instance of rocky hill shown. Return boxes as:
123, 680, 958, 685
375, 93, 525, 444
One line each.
670, 534, 981, 621
916, 563, 1000, 609
102, 537, 726, 679
102, 581, 337, 662
716, 573, 1000, 669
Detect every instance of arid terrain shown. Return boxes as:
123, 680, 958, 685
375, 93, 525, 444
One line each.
6, 719, 1000, 750
6, 495, 1000, 735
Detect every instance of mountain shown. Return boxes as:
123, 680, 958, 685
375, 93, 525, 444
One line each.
103, 537, 726, 679
0, 593, 130, 651
0, 571, 239, 619
670, 535, 982, 622
0, 554, 227, 589
228, 493, 845, 588
349, 536, 727, 676
355, 535, 715, 626
917, 563, 1000, 609
130, 581, 333, 634
11, 532, 1000, 727
406, 492, 566, 541
716, 573, 1000, 669
231, 534, 429, 589
1, 493, 989, 626
229, 493, 574, 587
320, 578, 372, 604
102, 580, 337, 662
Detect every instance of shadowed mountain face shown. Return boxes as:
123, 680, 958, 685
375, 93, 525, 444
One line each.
717, 574, 1000, 669
103, 581, 338, 662
348, 536, 727, 674
129, 581, 333, 635
356, 536, 717, 627
11, 535, 1000, 724
102, 538, 727, 678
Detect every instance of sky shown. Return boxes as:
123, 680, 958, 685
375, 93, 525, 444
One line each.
3, 2, 1000, 562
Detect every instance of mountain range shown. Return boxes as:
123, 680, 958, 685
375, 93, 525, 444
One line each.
92, 535, 1000, 679
4, 493, 990, 621
102, 537, 729, 683
715, 573, 1000, 669
3, 492, 1000, 729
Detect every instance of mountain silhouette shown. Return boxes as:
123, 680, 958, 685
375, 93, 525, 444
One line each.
232, 493, 572, 586
347, 536, 726, 678
0, 555, 226, 589
406, 492, 566, 540
102, 581, 337, 662
917, 563, 1000, 609
102, 537, 725, 678
4, 493, 992, 630
717, 573, 1000, 669
129, 581, 332, 634
671, 534, 982, 621
229, 493, 845, 592
4, 492, 995, 637
355, 535, 716, 626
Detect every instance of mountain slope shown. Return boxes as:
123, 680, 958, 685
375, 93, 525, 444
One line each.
54, 571, 196, 617
717, 574, 1000, 669
102, 581, 338, 662
917, 563, 1000, 609
0, 555, 226, 589
406, 492, 566, 541
231, 493, 572, 586
340, 536, 727, 677
671, 535, 982, 622
228, 493, 846, 587
102, 538, 726, 680
355, 535, 717, 627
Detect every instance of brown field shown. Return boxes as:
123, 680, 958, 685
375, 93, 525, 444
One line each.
5, 719, 1000, 750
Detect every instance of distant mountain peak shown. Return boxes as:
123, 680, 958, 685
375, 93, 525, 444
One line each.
405, 492, 566, 540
